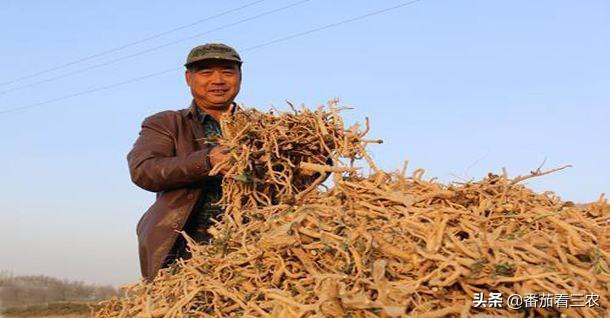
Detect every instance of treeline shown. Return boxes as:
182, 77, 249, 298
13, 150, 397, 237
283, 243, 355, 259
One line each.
0, 270, 117, 308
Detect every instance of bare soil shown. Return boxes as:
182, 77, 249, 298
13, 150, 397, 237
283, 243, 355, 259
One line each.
1, 301, 92, 317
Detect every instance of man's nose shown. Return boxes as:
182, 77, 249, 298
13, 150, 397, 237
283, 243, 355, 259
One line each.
211, 70, 225, 84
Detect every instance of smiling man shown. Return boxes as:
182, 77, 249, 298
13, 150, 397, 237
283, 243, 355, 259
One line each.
127, 43, 241, 281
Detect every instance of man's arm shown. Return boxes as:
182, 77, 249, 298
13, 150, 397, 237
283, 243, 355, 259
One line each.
127, 113, 213, 192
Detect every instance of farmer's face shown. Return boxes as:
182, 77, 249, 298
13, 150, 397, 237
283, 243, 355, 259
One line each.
185, 60, 241, 109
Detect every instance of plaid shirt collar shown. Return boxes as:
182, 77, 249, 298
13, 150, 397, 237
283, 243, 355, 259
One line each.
194, 105, 213, 125
187, 100, 238, 121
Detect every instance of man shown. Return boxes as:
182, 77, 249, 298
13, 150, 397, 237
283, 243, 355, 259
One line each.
127, 43, 241, 281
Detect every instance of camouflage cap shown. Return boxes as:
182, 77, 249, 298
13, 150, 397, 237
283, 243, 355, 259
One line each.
185, 43, 242, 67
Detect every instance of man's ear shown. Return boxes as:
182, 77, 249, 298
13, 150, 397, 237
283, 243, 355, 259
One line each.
184, 70, 191, 87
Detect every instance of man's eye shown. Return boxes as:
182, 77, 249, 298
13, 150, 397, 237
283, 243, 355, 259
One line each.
198, 70, 212, 75
222, 70, 235, 75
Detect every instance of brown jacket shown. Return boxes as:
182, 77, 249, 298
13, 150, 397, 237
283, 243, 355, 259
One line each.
127, 102, 216, 281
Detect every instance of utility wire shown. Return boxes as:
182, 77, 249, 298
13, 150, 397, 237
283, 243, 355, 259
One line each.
0, 68, 181, 115
243, 0, 423, 52
0, 0, 266, 87
0, 0, 310, 96
0, 0, 424, 116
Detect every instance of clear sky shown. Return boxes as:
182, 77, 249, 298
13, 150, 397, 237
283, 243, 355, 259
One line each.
1, 0, 608, 287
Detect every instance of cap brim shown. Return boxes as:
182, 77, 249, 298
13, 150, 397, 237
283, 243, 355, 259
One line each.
185, 57, 243, 67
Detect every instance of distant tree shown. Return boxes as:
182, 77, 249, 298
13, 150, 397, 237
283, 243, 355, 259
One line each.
0, 270, 14, 284
0, 273, 118, 308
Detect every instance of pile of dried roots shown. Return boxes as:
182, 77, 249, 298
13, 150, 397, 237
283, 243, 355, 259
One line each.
94, 101, 609, 317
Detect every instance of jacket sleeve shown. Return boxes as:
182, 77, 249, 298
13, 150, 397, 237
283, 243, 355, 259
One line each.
127, 113, 213, 192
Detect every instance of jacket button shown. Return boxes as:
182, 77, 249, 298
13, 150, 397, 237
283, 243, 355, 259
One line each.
187, 193, 194, 199
172, 223, 179, 229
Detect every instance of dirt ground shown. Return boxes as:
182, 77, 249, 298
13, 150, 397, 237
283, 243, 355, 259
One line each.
1, 301, 92, 318
6, 316, 89, 318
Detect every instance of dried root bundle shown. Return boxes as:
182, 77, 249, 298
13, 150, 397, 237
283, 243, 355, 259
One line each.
94, 102, 609, 318
207, 101, 378, 226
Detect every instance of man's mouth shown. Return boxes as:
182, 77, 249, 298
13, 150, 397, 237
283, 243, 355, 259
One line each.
210, 89, 228, 94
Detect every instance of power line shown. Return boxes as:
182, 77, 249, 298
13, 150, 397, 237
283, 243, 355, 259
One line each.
243, 0, 423, 52
0, 0, 266, 88
0, 67, 181, 115
0, 0, 310, 96
0, 0, 425, 116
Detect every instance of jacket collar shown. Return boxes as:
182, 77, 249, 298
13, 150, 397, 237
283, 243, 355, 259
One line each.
184, 100, 239, 119
183, 100, 239, 144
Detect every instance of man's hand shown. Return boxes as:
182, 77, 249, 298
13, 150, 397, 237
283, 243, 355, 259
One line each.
209, 145, 231, 175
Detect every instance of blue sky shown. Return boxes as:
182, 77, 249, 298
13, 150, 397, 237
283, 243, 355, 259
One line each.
0, 0, 608, 286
